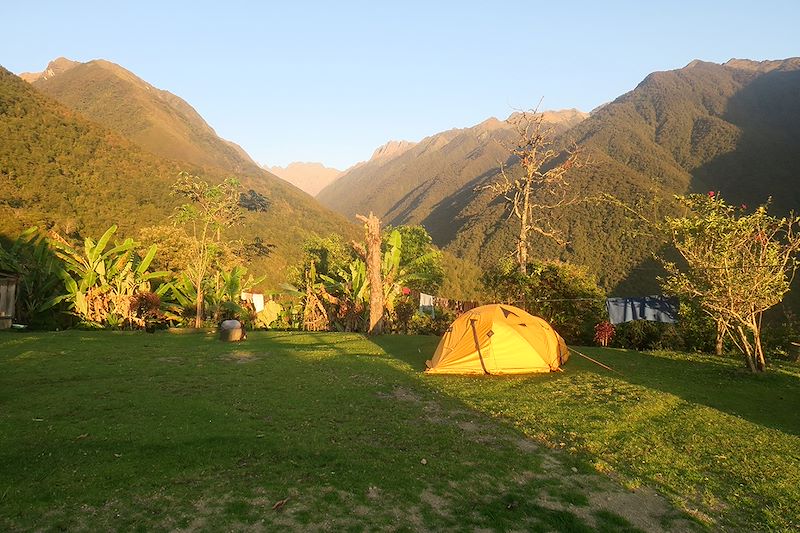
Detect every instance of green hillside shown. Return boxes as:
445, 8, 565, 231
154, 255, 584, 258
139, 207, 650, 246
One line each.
0, 66, 354, 287
321, 59, 800, 294
30, 58, 261, 175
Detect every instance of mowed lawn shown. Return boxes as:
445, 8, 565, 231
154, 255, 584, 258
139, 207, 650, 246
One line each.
0, 331, 798, 531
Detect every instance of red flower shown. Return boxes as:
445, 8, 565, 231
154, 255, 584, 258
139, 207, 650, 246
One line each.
402, 287, 411, 296
708, 191, 715, 197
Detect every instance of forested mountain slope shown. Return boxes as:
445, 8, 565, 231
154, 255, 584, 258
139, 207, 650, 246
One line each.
323, 59, 800, 293
0, 66, 354, 286
28, 58, 260, 174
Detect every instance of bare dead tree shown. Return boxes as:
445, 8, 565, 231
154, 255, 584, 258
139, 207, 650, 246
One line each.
477, 108, 584, 274
356, 212, 384, 335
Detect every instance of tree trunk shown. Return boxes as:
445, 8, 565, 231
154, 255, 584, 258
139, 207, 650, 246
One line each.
516, 237, 528, 275
736, 325, 757, 372
752, 314, 766, 372
195, 287, 204, 329
516, 183, 530, 275
715, 320, 726, 356
357, 213, 384, 335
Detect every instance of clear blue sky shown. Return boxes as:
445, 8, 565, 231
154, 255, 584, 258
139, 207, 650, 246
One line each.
4, 0, 798, 170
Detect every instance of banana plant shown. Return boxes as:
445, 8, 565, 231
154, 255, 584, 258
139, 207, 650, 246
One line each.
206, 265, 266, 322
320, 258, 369, 331
161, 272, 198, 325
380, 229, 437, 315
0, 227, 66, 326
50, 225, 168, 327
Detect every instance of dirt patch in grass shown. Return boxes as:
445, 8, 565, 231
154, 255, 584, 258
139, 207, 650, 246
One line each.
403, 396, 701, 532
376, 386, 423, 403
226, 350, 258, 363
376, 382, 698, 531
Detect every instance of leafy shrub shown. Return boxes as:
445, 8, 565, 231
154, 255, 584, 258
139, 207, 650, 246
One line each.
130, 291, 163, 331
482, 258, 606, 344
760, 317, 800, 361
391, 294, 418, 334
408, 308, 456, 336
611, 301, 717, 352
611, 321, 666, 351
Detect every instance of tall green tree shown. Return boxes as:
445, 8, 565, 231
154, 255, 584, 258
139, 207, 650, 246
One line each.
171, 173, 244, 328
661, 193, 800, 372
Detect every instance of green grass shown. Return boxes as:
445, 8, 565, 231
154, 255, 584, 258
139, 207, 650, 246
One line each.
378, 338, 800, 531
1, 331, 798, 531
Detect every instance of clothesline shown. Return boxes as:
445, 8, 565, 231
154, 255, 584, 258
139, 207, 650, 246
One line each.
624, 263, 787, 271
413, 290, 680, 325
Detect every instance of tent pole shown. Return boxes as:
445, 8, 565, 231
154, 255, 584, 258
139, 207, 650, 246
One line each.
470, 319, 490, 375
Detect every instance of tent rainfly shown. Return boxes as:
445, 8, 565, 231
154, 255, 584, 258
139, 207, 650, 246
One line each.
425, 304, 569, 375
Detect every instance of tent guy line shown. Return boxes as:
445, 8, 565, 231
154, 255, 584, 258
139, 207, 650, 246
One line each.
568, 347, 620, 375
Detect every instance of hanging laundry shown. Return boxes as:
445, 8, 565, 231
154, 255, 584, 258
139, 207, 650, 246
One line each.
240, 292, 266, 313
419, 292, 436, 317
251, 293, 265, 313
606, 296, 679, 325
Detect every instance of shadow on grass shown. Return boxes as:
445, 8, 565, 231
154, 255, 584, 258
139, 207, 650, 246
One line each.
577, 346, 800, 436
371, 333, 800, 437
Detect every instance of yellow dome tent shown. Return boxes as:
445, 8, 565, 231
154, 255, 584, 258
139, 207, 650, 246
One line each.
425, 304, 569, 375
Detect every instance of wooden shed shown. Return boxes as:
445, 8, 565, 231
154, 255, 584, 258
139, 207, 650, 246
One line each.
0, 272, 18, 329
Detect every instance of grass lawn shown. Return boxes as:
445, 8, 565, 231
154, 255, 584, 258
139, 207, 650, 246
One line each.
1, 331, 798, 531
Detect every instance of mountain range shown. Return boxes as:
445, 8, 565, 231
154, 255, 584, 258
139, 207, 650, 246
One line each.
319, 58, 800, 293
4, 55, 799, 298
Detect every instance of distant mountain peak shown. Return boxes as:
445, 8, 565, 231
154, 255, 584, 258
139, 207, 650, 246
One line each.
473, 117, 506, 132
19, 57, 79, 83
370, 140, 416, 162
507, 108, 589, 125
266, 162, 343, 197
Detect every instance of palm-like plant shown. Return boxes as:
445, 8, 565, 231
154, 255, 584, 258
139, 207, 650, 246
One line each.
50, 225, 167, 327
321, 258, 369, 331
0, 228, 65, 327
381, 229, 438, 317
207, 265, 265, 322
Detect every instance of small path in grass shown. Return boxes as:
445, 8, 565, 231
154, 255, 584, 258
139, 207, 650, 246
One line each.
382, 385, 702, 533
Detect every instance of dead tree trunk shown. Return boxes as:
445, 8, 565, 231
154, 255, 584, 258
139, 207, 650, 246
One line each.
357, 213, 384, 335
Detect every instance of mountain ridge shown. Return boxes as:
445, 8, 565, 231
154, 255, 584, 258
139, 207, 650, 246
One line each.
26, 57, 263, 175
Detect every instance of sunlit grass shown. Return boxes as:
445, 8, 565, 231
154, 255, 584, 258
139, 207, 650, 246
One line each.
376, 337, 800, 531
1, 331, 797, 531
1, 330, 657, 532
